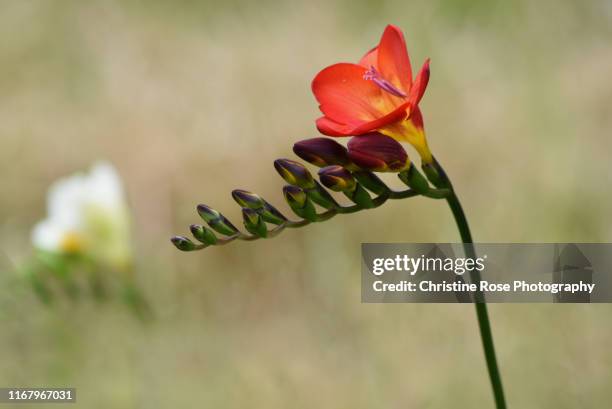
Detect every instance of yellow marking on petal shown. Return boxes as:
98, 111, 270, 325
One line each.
380, 121, 433, 164
60, 231, 83, 253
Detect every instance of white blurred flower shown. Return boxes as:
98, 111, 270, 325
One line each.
31, 161, 132, 271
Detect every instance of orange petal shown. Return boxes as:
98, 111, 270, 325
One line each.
408, 105, 424, 130
312, 63, 385, 124
351, 101, 410, 135
358, 46, 378, 68
317, 101, 410, 137
408, 59, 430, 106
316, 117, 352, 136
377, 24, 412, 95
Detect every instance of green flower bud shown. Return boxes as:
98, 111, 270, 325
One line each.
171, 236, 197, 251
398, 163, 430, 194
231, 189, 265, 209
242, 208, 267, 238
282, 185, 317, 221
274, 159, 316, 189
347, 133, 409, 172
209, 216, 239, 236
196, 204, 238, 236
189, 224, 218, 245
196, 204, 221, 223
318, 165, 356, 192
282, 185, 307, 208
421, 157, 448, 189
293, 138, 351, 167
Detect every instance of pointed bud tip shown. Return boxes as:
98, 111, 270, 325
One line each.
274, 158, 315, 188
231, 189, 264, 209
196, 204, 220, 222
171, 236, 196, 251
293, 138, 350, 167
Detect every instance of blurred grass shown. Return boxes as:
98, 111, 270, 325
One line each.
1, 0, 612, 408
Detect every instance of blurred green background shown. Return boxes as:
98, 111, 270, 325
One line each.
1, 0, 612, 407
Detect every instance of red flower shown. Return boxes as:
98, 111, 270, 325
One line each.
312, 25, 432, 163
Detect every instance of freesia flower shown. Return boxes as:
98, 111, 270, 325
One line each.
312, 24, 432, 163
31, 161, 132, 271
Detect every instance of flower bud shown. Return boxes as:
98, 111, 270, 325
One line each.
242, 208, 258, 225
189, 224, 218, 245
242, 208, 267, 238
274, 159, 316, 189
421, 157, 448, 189
398, 163, 430, 194
282, 185, 307, 208
196, 204, 238, 236
231, 189, 265, 209
282, 185, 317, 221
196, 204, 221, 223
209, 216, 239, 236
347, 133, 409, 172
171, 236, 197, 251
318, 165, 356, 192
293, 138, 351, 167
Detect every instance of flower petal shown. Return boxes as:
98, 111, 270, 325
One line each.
316, 117, 353, 136
351, 101, 410, 135
312, 63, 385, 124
31, 219, 65, 252
408, 59, 430, 106
409, 105, 424, 130
377, 24, 412, 95
358, 46, 378, 68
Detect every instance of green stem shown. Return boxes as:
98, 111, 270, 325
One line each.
445, 190, 507, 409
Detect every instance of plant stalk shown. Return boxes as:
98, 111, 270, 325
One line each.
445, 187, 507, 409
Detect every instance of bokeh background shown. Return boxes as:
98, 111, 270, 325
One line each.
1, 0, 612, 408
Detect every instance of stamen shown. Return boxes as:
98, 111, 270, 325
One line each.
363, 66, 407, 98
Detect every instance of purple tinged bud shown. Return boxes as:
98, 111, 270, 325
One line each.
171, 236, 197, 251
318, 165, 356, 192
196, 204, 238, 236
196, 204, 220, 223
282, 185, 307, 208
242, 208, 267, 237
293, 138, 351, 167
190, 224, 218, 245
209, 216, 239, 236
232, 189, 265, 209
347, 133, 409, 172
242, 208, 260, 225
274, 159, 315, 189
